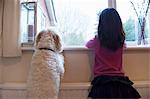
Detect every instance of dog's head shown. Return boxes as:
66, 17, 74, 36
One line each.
35, 29, 62, 52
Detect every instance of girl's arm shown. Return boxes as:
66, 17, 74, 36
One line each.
123, 43, 127, 49
86, 36, 97, 49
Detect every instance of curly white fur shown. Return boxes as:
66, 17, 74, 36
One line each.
27, 29, 64, 99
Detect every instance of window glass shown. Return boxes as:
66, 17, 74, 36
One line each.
20, 4, 28, 42
116, 0, 150, 46
20, 1, 48, 44
20, 0, 150, 47
37, 6, 46, 34
20, 2, 36, 43
53, 0, 108, 46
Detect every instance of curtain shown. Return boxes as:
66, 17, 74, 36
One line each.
0, 0, 3, 56
0, 0, 22, 57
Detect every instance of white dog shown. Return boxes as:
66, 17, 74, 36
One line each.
27, 29, 64, 99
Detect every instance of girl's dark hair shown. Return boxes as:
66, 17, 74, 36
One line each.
98, 8, 125, 51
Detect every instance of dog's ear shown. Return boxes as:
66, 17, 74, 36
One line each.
35, 31, 44, 47
53, 34, 62, 52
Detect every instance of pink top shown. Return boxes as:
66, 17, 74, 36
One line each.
86, 36, 124, 77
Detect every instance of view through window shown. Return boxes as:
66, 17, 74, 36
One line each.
53, 0, 108, 46
116, 0, 150, 46
53, 0, 150, 47
20, 0, 150, 47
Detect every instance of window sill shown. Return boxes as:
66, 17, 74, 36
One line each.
21, 47, 35, 51
21, 46, 150, 51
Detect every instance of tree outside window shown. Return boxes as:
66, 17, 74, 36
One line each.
53, 0, 108, 46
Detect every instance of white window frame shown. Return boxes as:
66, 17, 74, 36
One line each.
21, 0, 150, 50
109, 0, 116, 8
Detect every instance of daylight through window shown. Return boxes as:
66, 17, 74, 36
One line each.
20, 0, 150, 47
53, 0, 108, 46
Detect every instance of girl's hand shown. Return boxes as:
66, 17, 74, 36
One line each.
123, 43, 127, 49
86, 35, 97, 49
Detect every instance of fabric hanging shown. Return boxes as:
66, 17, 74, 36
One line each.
0, 0, 22, 57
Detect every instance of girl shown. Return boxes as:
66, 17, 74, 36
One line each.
86, 8, 141, 98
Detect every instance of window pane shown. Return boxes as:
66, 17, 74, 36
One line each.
53, 0, 108, 46
37, 6, 46, 34
20, 2, 36, 43
116, 0, 150, 46
20, 1, 49, 44
20, 4, 28, 42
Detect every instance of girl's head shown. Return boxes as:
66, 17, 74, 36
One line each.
98, 8, 125, 51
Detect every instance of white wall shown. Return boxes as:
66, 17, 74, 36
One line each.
0, 48, 150, 83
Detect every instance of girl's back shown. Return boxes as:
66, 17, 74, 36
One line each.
87, 8, 141, 99
86, 36, 124, 77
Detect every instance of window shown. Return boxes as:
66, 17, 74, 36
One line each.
37, 4, 46, 34
53, 0, 108, 47
20, 0, 150, 47
20, 2, 36, 43
116, 0, 150, 47
20, 0, 50, 46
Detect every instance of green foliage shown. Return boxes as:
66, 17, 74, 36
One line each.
123, 17, 136, 41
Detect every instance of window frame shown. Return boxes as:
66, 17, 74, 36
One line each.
115, 0, 150, 47
21, 0, 150, 49
21, 0, 52, 47
20, 1, 37, 46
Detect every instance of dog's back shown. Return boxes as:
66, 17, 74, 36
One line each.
27, 29, 64, 99
27, 50, 63, 99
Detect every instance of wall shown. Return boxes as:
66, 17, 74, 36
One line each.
0, 82, 149, 99
123, 49, 149, 81
0, 47, 150, 84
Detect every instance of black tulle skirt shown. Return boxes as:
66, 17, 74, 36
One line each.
88, 75, 141, 99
